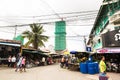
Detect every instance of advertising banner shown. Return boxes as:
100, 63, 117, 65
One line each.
97, 48, 120, 53
102, 29, 120, 47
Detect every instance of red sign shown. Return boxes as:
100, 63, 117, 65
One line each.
97, 48, 120, 53
97, 49, 108, 53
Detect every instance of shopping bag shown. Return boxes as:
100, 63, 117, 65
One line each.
99, 76, 108, 80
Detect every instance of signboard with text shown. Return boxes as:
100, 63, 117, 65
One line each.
97, 48, 120, 53
86, 47, 91, 52
102, 29, 120, 47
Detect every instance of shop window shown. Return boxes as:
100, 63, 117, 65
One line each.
98, 39, 101, 43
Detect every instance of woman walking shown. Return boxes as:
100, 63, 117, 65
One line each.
21, 56, 26, 72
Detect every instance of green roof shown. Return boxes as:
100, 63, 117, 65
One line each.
13, 35, 24, 45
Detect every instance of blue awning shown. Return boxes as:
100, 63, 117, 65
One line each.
0, 42, 21, 47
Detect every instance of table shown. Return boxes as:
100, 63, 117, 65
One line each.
68, 63, 79, 71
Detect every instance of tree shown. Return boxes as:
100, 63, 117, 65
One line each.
22, 23, 49, 49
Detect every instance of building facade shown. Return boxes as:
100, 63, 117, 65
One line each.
55, 21, 66, 54
88, 0, 120, 53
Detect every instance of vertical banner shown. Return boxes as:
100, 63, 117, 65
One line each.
55, 21, 66, 51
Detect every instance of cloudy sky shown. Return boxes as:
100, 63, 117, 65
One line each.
0, 0, 103, 51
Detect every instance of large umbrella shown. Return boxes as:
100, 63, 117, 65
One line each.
70, 51, 78, 54
64, 51, 70, 55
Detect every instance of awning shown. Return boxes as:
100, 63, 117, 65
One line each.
22, 49, 49, 57
0, 42, 21, 47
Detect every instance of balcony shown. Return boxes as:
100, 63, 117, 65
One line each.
109, 11, 120, 24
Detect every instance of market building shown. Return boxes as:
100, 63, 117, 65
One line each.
88, 0, 120, 53
0, 39, 21, 65
87, 0, 120, 72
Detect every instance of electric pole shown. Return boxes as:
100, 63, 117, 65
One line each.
14, 25, 17, 38
83, 36, 87, 51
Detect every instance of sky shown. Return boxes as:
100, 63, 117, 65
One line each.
0, 0, 103, 51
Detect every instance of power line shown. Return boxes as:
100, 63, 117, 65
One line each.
0, 29, 19, 34
40, 0, 61, 19
67, 24, 93, 26
0, 13, 97, 20
32, 10, 98, 18
0, 12, 97, 21
0, 10, 98, 18
0, 29, 90, 37
0, 10, 98, 27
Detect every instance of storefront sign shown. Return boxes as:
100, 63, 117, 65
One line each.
114, 30, 120, 41
86, 47, 91, 52
97, 48, 120, 53
102, 29, 120, 47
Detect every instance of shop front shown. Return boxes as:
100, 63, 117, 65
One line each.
92, 30, 120, 72
93, 51, 120, 73
22, 48, 49, 68
0, 39, 21, 65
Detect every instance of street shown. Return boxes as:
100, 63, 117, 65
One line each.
0, 64, 120, 80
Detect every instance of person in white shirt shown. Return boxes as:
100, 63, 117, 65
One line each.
8, 55, 12, 67
11, 55, 16, 67
42, 57, 46, 66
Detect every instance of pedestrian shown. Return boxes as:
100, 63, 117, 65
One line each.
8, 55, 12, 67
47, 57, 50, 65
60, 56, 65, 68
15, 56, 23, 72
65, 57, 68, 68
21, 56, 26, 72
42, 57, 45, 66
99, 56, 109, 80
11, 55, 16, 68
71, 55, 76, 63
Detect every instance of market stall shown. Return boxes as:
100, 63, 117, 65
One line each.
0, 39, 21, 65
22, 48, 49, 68
67, 51, 89, 71
49, 53, 62, 63
91, 52, 120, 73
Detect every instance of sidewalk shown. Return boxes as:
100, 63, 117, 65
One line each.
0, 64, 119, 80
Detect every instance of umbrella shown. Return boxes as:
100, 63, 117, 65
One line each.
64, 51, 70, 55
70, 51, 78, 54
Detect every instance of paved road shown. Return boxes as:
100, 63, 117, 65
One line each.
0, 64, 120, 80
